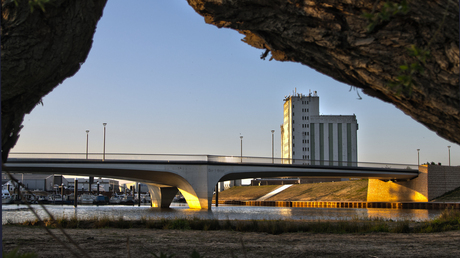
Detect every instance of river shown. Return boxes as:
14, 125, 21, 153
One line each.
1, 203, 444, 225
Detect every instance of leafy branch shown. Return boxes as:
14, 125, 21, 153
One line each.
389, 45, 430, 95
13, 0, 51, 13
362, 0, 409, 32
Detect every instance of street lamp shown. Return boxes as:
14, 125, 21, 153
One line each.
102, 123, 107, 161
240, 135, 243, 163
271, 130, 275, 163
417, 149, 420, 166
85, 130, 90, 159
448, 146, 451, 166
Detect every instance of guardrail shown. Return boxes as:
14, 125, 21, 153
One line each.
7, 152, 419, 170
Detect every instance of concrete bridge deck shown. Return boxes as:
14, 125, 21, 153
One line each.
3, 153, 420, 209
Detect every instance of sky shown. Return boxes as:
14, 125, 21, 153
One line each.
10, 1, 459, 166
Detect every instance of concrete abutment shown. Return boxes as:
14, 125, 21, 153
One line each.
367, 165, 460, 202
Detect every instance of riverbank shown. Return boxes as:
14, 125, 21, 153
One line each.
215, 180, 367, 202
3, 207, 460, 257
215, 180, 460, 203
3, 225, 460, 257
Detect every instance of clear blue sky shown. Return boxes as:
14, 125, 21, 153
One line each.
11, 1, 459, 166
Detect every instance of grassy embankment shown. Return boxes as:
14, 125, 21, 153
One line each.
214, 180, 368, 202
216, 180, 460, 202
433, 186, 460, 202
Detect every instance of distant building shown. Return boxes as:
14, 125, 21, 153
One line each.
1, 173, 68, 192
281, 90, 358, 165
68, 178, 119, 193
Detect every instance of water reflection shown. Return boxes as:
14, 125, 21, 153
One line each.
367, 208, 433, 221
2, 204, 443, 225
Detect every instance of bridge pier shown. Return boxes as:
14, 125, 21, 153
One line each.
177, 165, 221, 210
144, 165, 222, 209
147, 184, 178, 208
367, 165, 460, 202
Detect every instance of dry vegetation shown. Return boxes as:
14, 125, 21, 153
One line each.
4, 209, 460, 258
213, 185, 279, 201
432, 186, 460, 202
266, 180, 368, 201
215, 180, 368, 202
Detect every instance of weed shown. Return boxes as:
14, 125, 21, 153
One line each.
391, 220, 411, 233
190, 250, 205, 258
151, 251, 175, 258
2, 247, 37, 258
94, 216, 111, 228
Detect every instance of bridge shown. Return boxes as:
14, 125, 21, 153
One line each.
3, 153, 422, 209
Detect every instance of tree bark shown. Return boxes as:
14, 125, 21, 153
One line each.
188, 0, 459, 144
1, 0, 107, 162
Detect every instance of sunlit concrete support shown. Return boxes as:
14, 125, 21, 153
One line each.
177, 165, 222, 210
147, 184, 178, 208
367, 165, 460, 202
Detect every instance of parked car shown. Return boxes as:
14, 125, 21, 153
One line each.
94, 195, 107, 205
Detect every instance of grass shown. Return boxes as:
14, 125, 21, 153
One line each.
5, 209, 460, 258
2, 248, 37, 258
7, 208, 460, 234
214, 180, 369, 202
264, 180, 368, 201
414, 208, 460, 233
214, 185, 279, 201
432, 186, 460, 202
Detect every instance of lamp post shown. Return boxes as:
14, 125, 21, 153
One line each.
86, 130, 89, 159
448, 146, 451, 166
271, 130, 275, 163
240, 135, 243, 163
417, 149, 420, 166
102, 123, 107, 161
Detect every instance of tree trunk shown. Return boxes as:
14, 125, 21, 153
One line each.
188, 0, 459, 144
1, 0, 107, 162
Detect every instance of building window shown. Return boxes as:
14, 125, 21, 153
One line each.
307, 116, 309, 120
307, 124, 309, 128
307, 108, 309, 112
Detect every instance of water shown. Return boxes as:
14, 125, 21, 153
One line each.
2, 203, 444, 225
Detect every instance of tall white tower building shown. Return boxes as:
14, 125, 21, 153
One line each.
281, 90, 358, 166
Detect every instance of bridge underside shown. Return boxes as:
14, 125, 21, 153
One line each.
4, 159, 421, 209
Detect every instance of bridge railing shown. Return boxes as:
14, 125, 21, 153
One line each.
8, 153, 418, 170
208, 156, 418, 170
8, 153, 209, 161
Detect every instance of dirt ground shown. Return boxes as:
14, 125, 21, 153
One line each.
3, 226, 460, 258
